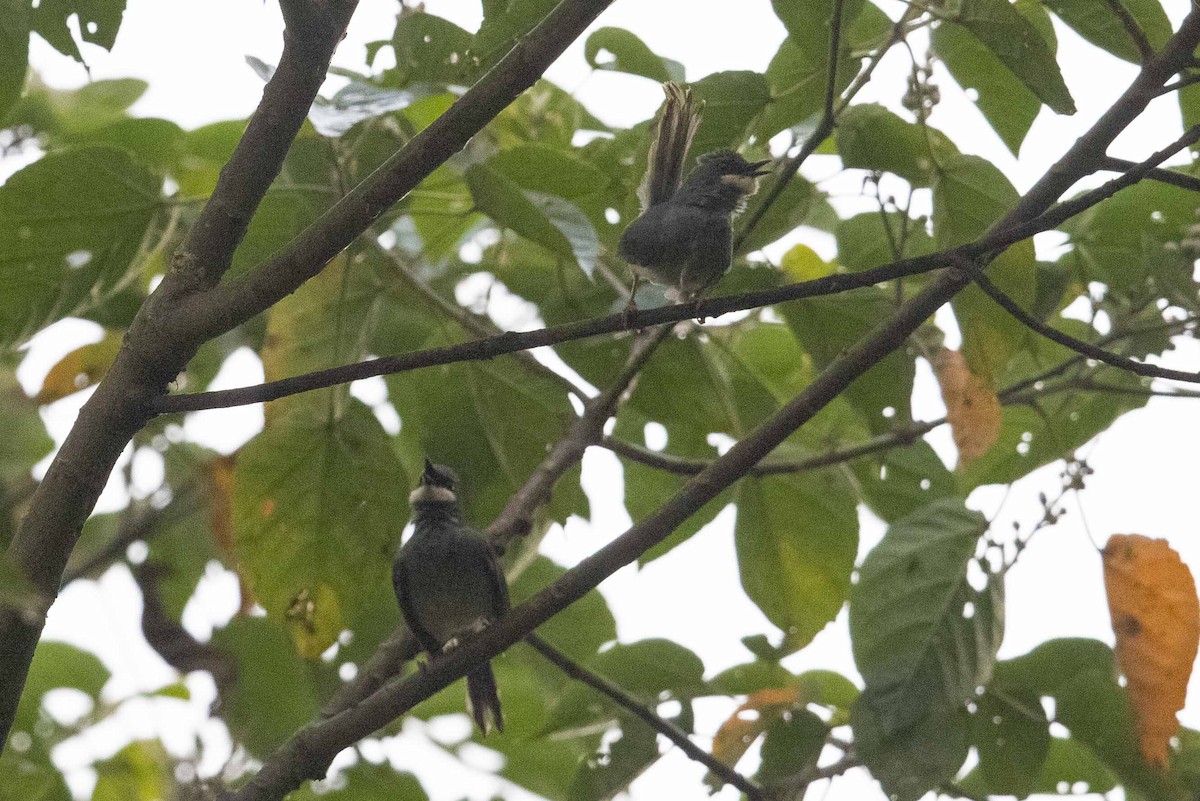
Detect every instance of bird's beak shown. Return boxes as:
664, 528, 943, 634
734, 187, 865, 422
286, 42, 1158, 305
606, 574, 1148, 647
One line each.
748, 159, 772, 177
422, 458, 436, 482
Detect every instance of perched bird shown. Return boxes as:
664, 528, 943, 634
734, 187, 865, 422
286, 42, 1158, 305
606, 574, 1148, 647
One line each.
619, 82, 771, 307
393, 459, 510, 734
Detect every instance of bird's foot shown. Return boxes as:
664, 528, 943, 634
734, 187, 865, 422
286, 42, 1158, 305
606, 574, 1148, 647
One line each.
622, 297, 640, 330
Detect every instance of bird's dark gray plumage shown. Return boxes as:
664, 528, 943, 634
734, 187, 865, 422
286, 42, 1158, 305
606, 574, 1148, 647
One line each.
619, 83, 770, 304
393, 460, 509, 734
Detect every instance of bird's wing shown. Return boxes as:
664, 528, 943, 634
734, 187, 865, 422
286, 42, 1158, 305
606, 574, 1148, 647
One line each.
638, 82, 703, 210
464, 527, 511, 619
392, 553, 441, 653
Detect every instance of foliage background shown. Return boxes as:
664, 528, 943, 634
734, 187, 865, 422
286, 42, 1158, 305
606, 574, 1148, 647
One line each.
3, 0, 1200, 800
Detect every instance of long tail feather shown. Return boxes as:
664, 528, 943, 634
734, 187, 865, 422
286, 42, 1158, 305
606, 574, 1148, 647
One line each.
466, 662, 503, 735
637, 81, 703, 210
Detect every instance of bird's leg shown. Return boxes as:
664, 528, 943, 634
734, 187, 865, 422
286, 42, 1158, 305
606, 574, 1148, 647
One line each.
623, 273, 642, 329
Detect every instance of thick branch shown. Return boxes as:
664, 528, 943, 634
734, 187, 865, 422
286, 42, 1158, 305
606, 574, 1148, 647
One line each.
176, 0, 618, 344
524, 634, 765, 801
230, 267, 954, 801
0, 5, 359, 749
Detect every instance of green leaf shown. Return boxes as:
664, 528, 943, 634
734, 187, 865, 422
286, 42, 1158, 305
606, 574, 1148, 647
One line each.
835, 211, 935, 271
780, 287, 916, 432
31, 0, 126, 64
1041, 0, 1172, 63
959, 323, 1148, 490
849, 499, 1001, 735
940, 0, 1076, 114
568, 722, 659, 801
758, 37, 852, 139
853, 698, 970, 801
0, 146, 161, 351
756, 709, 828, 784
389, 11, 475, 87
467, 164, 600, 277
14, 640, 108, 725
0, 747, 70, 801
475, 0, 557, 69
734, 472, 858, 656
584, 27, 684, 82
852, 441, 958, 523
836, 104, 957, 186
1061, 180, 1197, 294
92, 741, 171, 801
736, 176, 822, 254
970, 685, 1051, 796
211, 616, 320, 758
0, 0, 30, 122
689, 71, 771, 157
509, 556, 616, 662
232, 400, 407, 655
933, 154, 1035, 383
489, 143, 609, 201
930, 0, 1049, 155
0, 369, 52, 484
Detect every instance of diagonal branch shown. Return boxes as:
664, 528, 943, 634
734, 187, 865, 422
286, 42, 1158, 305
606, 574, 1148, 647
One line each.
176, 0, 618, 345
961, 259, 1200, 384
524, 633, 765, 801
1097, 156, 1200, 193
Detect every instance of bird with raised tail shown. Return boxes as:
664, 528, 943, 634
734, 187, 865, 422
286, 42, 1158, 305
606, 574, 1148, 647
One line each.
393, 459, 509, 734
619, 82, 771, 307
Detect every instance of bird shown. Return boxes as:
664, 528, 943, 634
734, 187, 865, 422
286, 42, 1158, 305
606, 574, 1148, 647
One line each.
618, 82, 771, 309
393, 459, 510, 734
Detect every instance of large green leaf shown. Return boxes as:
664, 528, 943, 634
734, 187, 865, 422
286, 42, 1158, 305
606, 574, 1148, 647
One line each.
970, 684, 1051, 796
232, 400, 407, 656
584, 27, 684, 82
0, 0, 30, 122
212, 616, 321, 758
853, 698, 970, 801
31, 0, 125, 64
289, 761, 428, 801
467, 163, 600, 277
388, 11, 475, 87
852, 440, 958, 522
0, 146, 161, 350
835, 104, 957, 186
940, 0, 1076, 114
0, 369, 52, 485
13, 641, 109, 735
489, 143, 609, 201
780, 287, 916, 433
933, 154, 1036, 384
930, 0, 1050, 155
91, 741, 172, 801
689, 71, 772, 157
758, 34, 854, 139
734, 472, 858, 656
1041, 0, 1172, 63
835, 211, 935, 272
849, 499, 1001, 735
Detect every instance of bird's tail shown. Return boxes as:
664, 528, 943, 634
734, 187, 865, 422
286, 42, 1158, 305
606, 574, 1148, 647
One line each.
466, 662, 503, 735
637, 81, 703, 210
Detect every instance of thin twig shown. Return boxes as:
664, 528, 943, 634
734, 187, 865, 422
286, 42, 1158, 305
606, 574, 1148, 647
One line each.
1103, 0, 1155, 61
960, 259, 1200, 384
1096, 156, 1200, 192
524, 633, 766, 801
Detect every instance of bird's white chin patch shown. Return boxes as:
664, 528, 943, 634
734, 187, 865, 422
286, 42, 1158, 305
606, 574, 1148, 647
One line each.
720, 173, 760, 195
409, 484, 457, 504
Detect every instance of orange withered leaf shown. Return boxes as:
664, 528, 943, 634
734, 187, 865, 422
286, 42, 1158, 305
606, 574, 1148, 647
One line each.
709, 687, 800, 779
934, 348, 1001, 468
36, 332, 123, 404
1102, 534, 1200, 768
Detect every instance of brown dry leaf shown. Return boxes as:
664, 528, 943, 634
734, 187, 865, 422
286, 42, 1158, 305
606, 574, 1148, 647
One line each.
206, 454, 253, 613
708, 687, 801, 783
1102, 534, 1200, 768
934, 348, 1002, 468
36, 332, 123, 404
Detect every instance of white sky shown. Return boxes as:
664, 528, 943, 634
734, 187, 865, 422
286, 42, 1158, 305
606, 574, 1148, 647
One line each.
13, 0, 1200, 799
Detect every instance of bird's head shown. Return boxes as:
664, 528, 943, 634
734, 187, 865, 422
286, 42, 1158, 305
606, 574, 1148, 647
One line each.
678, 150, 771, 210
409, 458, 460, 506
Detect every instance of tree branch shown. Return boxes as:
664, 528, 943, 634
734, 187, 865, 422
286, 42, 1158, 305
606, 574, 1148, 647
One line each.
961, 259, 1200, 384
175, 0, 618, 345
1097, 156, 1200, 193
524, 633, 765, 801
1103, 0, 1155, 62
0, 4, 360, 748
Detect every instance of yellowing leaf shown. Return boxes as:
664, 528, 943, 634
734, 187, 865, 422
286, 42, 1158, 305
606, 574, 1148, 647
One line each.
934, 348, 1001, 468
710, 687, 801, 774
780, 244, 834, 281
1102, 534, 1200, 768
287, 583, 343, 660
36, 331, 123, 404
